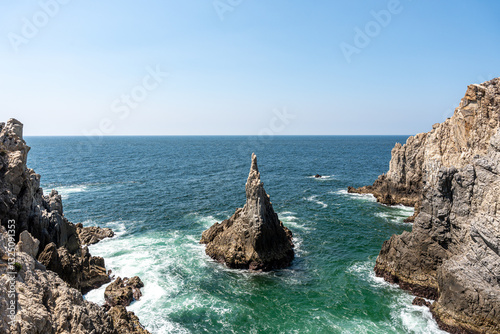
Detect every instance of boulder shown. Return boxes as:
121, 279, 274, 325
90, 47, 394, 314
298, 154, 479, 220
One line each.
76, 223, 115, 245
104, 276, 144, 307
15, 230, 39, 258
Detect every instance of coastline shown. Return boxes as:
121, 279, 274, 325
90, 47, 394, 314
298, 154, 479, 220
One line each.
351, 78, 500, 333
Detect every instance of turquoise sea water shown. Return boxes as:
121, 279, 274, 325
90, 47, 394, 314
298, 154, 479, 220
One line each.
26, 136, 445, 334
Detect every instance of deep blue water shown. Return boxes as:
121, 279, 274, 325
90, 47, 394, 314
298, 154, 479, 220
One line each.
26, 136, 445, 334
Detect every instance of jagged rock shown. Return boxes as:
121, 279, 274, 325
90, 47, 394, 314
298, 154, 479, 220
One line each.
76, 223, 115, 245
0, 119, 110, 291
38, 242, 110, 294
0, 226, 148, 334
200, 153, 294, 270
15, 230, 40, 258
104, 276, 144, 307
349, 79, 500, 223
359, 78, 500, 333
412, 297, 431, 308
108, 306, 150, 334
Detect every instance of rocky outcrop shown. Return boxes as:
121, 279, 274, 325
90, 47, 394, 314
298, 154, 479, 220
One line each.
104, 276, 144, 308
200, 153, 294, 270
0, 228, 149, 334
76, 223, 115, 246
37, 242, 110, 294
349, 79, 500, 223
0, 119, 149, 333
364, 78, 500, 333
0, 119, 112, 293
108, 306, 150, 334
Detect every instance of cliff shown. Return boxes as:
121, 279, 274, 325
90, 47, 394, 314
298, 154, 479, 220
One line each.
357, 78, 500, 333
0, 228, 148, 334
200, 153, 294, 270
349, 79, 500, 222
0, 119, 149, 333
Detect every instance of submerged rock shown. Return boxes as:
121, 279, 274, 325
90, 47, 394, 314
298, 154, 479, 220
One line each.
356, 78, 500, 333
200, 153, 294, 270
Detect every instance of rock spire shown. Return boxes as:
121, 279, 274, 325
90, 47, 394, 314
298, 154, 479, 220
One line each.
201, 153, 294, 270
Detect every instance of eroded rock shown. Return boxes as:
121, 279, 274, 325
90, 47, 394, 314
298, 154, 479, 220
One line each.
76, 223, 115, 245
359, 78, 500, 333
105, 276, 144, 307
201, 153, 294, 270
0, 226, 150, 334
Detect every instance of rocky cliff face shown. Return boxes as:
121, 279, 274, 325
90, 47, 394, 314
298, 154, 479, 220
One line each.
201, 153, 294, 270
0, 119, 109, 293
349, 79, 500, 222
0, 119, 149, 333
0, 228, 149, 334
360, 78, 500, 333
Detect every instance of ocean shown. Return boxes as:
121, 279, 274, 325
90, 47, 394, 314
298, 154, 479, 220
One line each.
26, 136, 446, 334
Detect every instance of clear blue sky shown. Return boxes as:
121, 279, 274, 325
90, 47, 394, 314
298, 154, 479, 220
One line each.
0, 0, 499, 136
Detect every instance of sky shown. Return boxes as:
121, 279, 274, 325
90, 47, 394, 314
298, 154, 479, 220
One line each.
0, 0, 499, 136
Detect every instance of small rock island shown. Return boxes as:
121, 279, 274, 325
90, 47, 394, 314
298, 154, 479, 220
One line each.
200, 153, 294, 270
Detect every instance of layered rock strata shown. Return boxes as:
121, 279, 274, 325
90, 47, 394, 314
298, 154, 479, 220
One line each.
357, 78, 500, 333
201, 153, 294, 270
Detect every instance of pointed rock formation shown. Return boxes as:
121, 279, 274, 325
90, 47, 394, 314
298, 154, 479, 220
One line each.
200, 153, 294, 270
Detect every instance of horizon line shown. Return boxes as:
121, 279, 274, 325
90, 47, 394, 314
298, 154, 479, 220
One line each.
24, 134, 413, 137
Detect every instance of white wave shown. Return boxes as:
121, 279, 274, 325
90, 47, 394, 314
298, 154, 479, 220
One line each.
86, 230, 197, 333
392, 204, 415, 216
187, 213, 220, 228
48, 185, 88, 199
279, 211, 297, 217
332, 189, 377, 202
347, 261, 446, 334
84, 282, 109, 305
278, 211, 313, 232
293, 236, 308, 256
375, 205, 414, 225
304, 195, 328, 208
307, 175, 336, 180
347, 260, 398, 291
